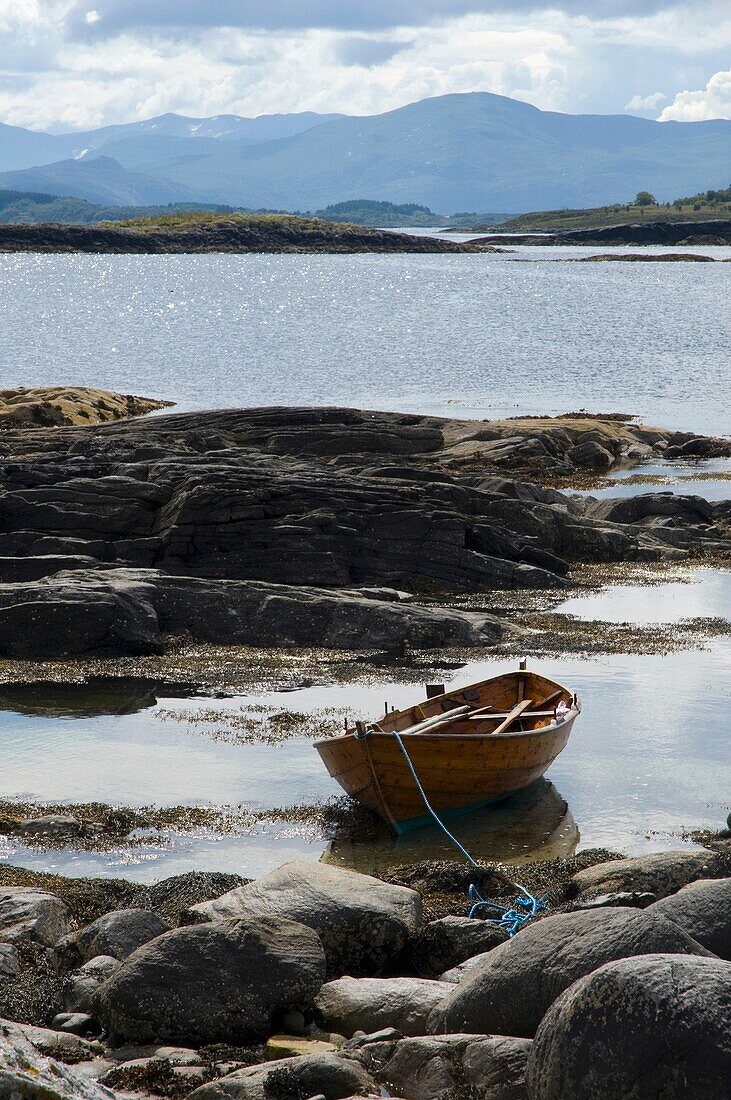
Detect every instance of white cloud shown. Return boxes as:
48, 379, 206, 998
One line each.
625, 90, 666, 111
0, 1, 730, 131
659, 68, 731, 120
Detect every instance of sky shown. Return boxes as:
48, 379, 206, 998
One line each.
0, 1, 730, 131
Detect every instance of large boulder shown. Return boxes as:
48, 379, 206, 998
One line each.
0, 886, 70, 946
0, 571, 162, 657
408, 916, 508, 977
648, 878, 731, 959
0, 1019, 114, 1100
186, 860, 422, 978
53, 909, 171, 971
315, 976, 449, 1037
571, 848, 729, 901
428, 908, 714, 1038
353, 1033, 531, 1100
186, 1052, 376, 1100
526, 954, 731, 1099
92, 915, 326, 1044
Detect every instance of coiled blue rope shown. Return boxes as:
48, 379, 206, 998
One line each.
390, 727, 547, 936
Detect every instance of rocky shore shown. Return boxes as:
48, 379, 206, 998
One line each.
478, 218, 731, 246
1, 838, 730, 1099
0, 219, 498, 255
0, 404, 728, 659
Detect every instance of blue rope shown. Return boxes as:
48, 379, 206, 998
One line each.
390, 727, 547, 936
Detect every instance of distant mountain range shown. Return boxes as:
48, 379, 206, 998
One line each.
1, 94, 730, 214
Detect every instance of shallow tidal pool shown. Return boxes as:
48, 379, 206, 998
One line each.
0, 571, 729, 883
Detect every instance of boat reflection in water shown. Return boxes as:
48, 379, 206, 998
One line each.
321, 778, 578, 877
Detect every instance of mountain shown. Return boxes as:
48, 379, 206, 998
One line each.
2, 93, 730, 213
167, 93, 731, 213
0, 111, 342, 174
0, 156, 190, 205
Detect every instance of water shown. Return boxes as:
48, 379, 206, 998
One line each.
570, 457, 731, 503
1, 572, 728, 882
1, 250, 729, 435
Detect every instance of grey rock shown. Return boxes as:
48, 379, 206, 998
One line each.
408, 915, 508, 977
0, 1018, 98, 1061
186, 860, 422, 978
0, 570, 162, 658
54, 908, 171, 971
526, 954, 731, 1099
0, 943, 20, 976
92, 915, 326, 1044
648, 877, 731, 959
315, 976, 449, 1038
567, 440, 615, 470
0, 886, 70, 946
570, 890, 656, 910
52, 1012, 96, 1037
0, 1022, 114, 1100
64, 956, 121, 1012
427, 907, 715, 1038
186, 1052, 376, 1100
354, 1033, 531, 1100
571, 848, 730, 901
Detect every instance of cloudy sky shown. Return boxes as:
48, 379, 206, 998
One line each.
1, 0, 730, 131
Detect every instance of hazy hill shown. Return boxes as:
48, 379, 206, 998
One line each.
167, 92, 731, 213
2, 93, 730, 213
0, 111, 342, 174
0, 156, 189, 205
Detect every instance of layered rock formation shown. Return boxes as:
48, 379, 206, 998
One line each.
0, 406, 727, 657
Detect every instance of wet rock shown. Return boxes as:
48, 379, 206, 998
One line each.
186, 860, 421, 978
64, 957, 121, 1013
427, 908, 715, 1038
648, 878, 731, 959
92, 915, 326, 1044
0, 1021, 111, 1100
571, 849, 730, 901
0, 886, 70, 946
135, 871, 246, 926
0, 943, 20, 976
354, 1033, 531, 1100
13, 815, 102, 843
526, 954, 731, 1099
315, 976, 449, 1038
54, 909, 170, 971
186, 1052, 376, 1100
408, 915, 508, 977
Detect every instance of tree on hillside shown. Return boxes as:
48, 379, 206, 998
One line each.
635, 191, 657, 206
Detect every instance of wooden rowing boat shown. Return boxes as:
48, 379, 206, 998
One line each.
314, 664, 581, 834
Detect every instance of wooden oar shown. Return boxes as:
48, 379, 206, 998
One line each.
491, 699, 534, 734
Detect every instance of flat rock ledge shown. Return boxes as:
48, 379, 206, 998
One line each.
0, 405, 727, 658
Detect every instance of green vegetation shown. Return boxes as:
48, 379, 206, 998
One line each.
106, 211, 351, 232
495, 184, 731, 232
0, 188, 505, 228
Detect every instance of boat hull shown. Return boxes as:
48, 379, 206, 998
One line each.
317, 718, 575, 829
314, 669, 579, 832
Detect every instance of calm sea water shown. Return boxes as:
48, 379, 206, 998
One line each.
1, 572, 728, 882
1, 248, 730, 435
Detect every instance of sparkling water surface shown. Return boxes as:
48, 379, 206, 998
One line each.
1, 248, 729, 435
